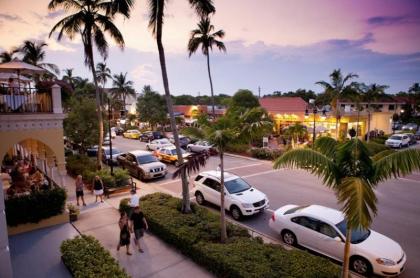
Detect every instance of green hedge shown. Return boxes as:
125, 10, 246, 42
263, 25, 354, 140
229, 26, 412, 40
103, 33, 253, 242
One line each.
5, 187, 67, 226
66, 154, 96, 177
226, 143, 250, 154
140, 193, 340, 278
84, 168, 129, 188
61, 235, 129, 278
249, 147, 283, 160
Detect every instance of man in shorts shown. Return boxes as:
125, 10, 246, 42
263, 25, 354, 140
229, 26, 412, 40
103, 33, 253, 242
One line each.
130, 206, 148, 253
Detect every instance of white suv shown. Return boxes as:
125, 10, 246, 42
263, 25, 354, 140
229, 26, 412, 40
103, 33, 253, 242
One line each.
193, 171, 269, 220
385, 134, 410, 148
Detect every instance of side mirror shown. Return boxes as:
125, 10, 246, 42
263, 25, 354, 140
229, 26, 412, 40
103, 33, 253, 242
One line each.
334, 236, 342, 242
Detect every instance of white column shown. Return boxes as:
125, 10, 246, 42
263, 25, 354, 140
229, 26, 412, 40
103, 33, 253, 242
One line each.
51, 84, 62, 114
0, 180, 13, 278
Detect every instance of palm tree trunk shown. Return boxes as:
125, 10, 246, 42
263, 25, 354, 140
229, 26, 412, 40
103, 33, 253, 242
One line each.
335, 101, 339, 140
155, 0, 191, 213
87, 44, 104, 170
342, 225, 352, 278
206, 52, 215, 119
366, 103, 371, 142
219, 151, 227, 243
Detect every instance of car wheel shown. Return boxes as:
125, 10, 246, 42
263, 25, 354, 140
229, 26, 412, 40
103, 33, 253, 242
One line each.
187, 147, 192, 152
230, 205, 242, 221
146, 145, 151, 151
351, 256, 372, 276
195, 191, 205, 205
281, 230, 297, 246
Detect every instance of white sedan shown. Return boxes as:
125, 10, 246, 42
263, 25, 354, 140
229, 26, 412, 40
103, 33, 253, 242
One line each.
146, 138, 174, 151
187, 140, 214, 153
385, 134, 410, 148
269, 204, 406, 277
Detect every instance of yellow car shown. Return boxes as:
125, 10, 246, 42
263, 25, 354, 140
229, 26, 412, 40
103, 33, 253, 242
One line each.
156, 146, 191, 167
123, 130, 141, 139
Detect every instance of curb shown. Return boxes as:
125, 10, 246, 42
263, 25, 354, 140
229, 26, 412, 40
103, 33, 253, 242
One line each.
224, 152, 260, 162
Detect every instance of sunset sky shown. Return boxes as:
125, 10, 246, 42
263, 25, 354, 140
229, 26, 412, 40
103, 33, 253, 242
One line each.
1, 0, 420, 96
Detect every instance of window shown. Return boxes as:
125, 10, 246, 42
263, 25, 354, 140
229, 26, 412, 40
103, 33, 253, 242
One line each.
203, 178, 221, 192
389, 104, 395, 110
195, 175, 203, 181
318, 221, 339, 238
137, 155, 158, 164
336, 220, 370, 244
284, 205, 310, 215
291, 217, 318, 231
224, 178, 251, 194
126, 154, 134, 162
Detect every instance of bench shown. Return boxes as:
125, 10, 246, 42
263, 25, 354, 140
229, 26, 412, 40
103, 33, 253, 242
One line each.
104, 178, 137, 198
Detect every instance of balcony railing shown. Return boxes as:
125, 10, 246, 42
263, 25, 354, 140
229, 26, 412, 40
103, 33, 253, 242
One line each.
0, 85, 52, 113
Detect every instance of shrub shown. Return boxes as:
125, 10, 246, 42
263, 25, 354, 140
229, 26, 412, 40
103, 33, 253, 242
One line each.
226, 143, 249, 154
140, 193, 340, 278
82, 168, 129, 188
249, 148, 283, 160
5, 187, 67, 226
61, 235, 129, 278
370, 135, 389, 145
114, 168, 130, 187
66, 154, 96, 177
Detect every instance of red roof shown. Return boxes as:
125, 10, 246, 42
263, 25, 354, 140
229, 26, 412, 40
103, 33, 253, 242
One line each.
173, 105, 207, 116
259, 97, 308, 114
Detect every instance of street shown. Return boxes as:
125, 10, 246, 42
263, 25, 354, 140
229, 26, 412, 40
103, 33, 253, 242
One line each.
112, 136, 420, 277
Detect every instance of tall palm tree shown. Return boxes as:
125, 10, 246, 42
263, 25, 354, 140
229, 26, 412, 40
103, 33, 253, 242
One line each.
316, 69, 358, 139
0, 48, 19, 63
274, 137, 420, 277
111, 72, 135, 112
147, 0, 215, 213
96, 62, 112, 105
359, 83, 389, 141
19, 40, 60, 75
188, 16, 226, 118
48, 0, 134, 169
62, 68, 77, 89
408, 82, 420, 114
183, 107, 272, 243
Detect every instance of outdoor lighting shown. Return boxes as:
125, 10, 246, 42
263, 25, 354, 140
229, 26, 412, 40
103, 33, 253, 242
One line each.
401, 109, 405, 113
305, 101, 318, 148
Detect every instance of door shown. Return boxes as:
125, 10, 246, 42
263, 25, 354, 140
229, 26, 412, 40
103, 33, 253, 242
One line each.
201, 178, 220, 205
126, 154, 138, 176
291, 216, 320, 250
313, 221, 344, 261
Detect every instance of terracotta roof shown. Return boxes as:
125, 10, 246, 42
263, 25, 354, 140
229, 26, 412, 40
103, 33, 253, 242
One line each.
259, 97, 308, 114
173, 105, 207, 116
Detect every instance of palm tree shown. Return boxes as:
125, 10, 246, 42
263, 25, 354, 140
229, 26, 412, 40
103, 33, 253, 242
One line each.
48, 0, 134, 169
359, 83, 389, 141
183, 108, 272, 242
19, 40, 60, 75
62, 68, 77, 89
274, 137, 420, 277
283, 123, 308, 149
408, 82, 420, 114
147, 0, 215, 213
0, 48, 19, 63
316, 69, 359, 139
96, 62, 112, 105
188, 16, 226, 118
111, 72, 135, 112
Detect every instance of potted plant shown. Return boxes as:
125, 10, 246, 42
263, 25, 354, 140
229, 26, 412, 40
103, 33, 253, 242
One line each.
67, 203, 80, 222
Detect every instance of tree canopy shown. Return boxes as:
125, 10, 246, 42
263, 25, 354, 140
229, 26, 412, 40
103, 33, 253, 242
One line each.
136, 85, 167, 127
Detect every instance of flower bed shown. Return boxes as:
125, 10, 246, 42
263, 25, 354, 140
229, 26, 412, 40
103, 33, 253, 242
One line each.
61, 235, 129, 278
138, 193, 340, 278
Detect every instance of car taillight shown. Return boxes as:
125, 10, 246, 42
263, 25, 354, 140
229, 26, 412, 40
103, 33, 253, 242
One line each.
271, 213, 275, 222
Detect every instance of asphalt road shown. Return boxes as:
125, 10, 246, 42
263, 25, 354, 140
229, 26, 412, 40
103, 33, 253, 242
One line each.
112, 136, 420, 277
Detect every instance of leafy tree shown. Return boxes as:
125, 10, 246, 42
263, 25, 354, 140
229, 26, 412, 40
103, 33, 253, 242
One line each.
0, 48, 19, 63
49, 0, 134, 169
182, 108, 272, 242
173, 94, 195, 105
274, 137, 420, 277
316, 69, 359, 138
64, 97, 99, 152
283, 123, 308, 149
229, 89, 259, 113
282, 89, 317, 103
188, 16, 226, 118
111, 72, 135, 111
147, 0, 215, 213
408, 82, 420, 115
136, 85, 167, 128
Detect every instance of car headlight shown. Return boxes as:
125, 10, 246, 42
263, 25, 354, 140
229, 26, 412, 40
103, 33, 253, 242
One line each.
241, 203, 253, 208
376, 258, 396, 266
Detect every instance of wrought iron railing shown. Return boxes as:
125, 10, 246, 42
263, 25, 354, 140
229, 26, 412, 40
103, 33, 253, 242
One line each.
0, 85, 52, 113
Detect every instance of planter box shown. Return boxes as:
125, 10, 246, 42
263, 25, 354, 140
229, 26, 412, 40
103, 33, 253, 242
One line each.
7, 212, 69, 236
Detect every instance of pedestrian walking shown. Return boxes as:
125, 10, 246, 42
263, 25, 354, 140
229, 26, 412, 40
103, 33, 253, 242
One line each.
93, 175, 104, 203
117, 211, 132, 255
129, 189, 139, 217
130, 206, 148, 253
75, 175, 86, 206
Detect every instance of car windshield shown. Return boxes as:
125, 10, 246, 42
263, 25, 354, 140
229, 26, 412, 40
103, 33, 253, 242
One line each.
284, 205, 310, 215
224, 178, 251, 194
157, 139, 170, 144
336, 220, 370, 244
104, 148, 121, 155
136, 155, 158, 164
389, 135, 402, 140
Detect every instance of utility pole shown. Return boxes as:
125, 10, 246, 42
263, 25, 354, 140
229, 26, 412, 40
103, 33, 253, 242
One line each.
258, 86, 261, 98
108, 97, 114, 175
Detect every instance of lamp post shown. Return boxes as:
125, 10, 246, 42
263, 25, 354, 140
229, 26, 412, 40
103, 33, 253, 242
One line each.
108, 97, 114, 176
305, 99, 326, 147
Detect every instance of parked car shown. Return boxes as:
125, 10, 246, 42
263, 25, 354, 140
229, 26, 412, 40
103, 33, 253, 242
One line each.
187, 140, 215, 153
269, 204, 406, 277
117, 150, 167, 180
415, 130, 420, 141
156, 146, 191, 166
385, 134, 410, 148
146, 138, 174, 151
168, 135, 191, 148
392, 122, 403, 131
403, 133, 417, 145
193, 171, 269, 220
139, 131, 165, 142
401, 123, 418, 131
113, 127, 124, 136
102, 147, 123, 165
86, 145, 99, 157
123, 129, 141, 139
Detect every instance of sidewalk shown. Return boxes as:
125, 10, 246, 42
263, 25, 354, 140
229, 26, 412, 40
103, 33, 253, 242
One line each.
63, 174, 213, 278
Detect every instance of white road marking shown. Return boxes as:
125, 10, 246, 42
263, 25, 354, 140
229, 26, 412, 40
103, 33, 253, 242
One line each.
242, 169, 282, 178
225, 163, 264, 171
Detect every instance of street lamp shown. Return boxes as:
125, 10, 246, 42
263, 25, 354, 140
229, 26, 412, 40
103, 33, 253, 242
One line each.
305, 99, 326, 147
107, 98, 114, 176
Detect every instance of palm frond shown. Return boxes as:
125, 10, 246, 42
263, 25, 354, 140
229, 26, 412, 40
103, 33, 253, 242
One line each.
273, 149, 339, 188
172, 152, 209, 179
363, 141, 390, 156
373, 149, 420, 183
39, 62, 60, 74
188, 0, 215, 17
147, 0, 161, 36
314, 137, 337, 158
337, 177, 377, 229
371, 149, 395, 161
181, 126, 206, 140
96, 14, 125, 48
